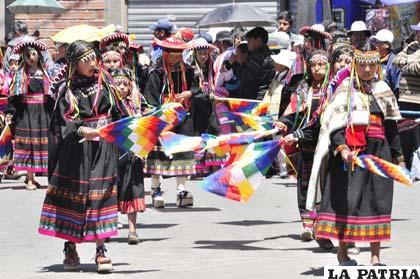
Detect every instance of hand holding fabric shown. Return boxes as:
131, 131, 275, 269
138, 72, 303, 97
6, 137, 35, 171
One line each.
341, 149, 357, 163
273, 121, 288, 133
175, 91, 192, 103
81, 127, 100, 141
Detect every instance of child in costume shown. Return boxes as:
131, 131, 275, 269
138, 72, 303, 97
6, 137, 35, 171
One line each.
182, 38, 223, 176
111, 68, 146, 245
5, 40, 52, 189
39, 40, 125, 273
144, 37, 200, 208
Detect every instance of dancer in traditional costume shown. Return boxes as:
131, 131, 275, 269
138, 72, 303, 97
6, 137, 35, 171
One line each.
295, 24, 332, 76
307, 43, 403, 266
39, 40, 125, 273
1, 53, 26, 180
144, 37, 199, 208
183, 38, 223, 176
276, 50, 334, 250
101, 45, 123, 71
5, 40, 52, 189
331, 45, 353, 76
111, 68, 145, 245
100, 33, 145, 111
329, 45, 361, 255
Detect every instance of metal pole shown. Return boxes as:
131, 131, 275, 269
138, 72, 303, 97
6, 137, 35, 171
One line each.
295, 0, 316, 27
322, 0, 332, 21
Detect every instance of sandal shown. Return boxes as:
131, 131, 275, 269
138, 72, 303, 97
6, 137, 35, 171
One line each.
4, 168, 25, 180
128, 232, 139, 245
95, 245, 113, 273
63, 241, 81, 271
24, 179, 37, 190
316, 238, 334, 250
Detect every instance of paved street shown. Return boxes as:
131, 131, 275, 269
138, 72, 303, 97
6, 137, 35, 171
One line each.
0, 176, 419, 279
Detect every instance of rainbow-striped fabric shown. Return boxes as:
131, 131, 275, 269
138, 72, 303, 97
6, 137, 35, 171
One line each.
159, 132, 204, 156
0, 124, 13, 166
353, 154, 412, 186
218, 97, 270, 116
99, 103, 187, 158
224, 112, 274, 131
159, 129, 279, 157
199, 140, 282, 203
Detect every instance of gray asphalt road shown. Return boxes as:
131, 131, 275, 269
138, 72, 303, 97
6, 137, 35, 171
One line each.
0, 176, 418, 279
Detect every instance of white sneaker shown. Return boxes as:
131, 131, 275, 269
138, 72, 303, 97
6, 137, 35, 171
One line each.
176, 190, 193, 207
151, 187, 165, 208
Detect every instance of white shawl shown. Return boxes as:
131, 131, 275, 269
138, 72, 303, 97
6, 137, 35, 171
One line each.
306, 79, 401, 211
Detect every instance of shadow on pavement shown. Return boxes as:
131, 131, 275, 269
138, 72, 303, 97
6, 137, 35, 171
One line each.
121, 223, 179, 229
152, 203, 221, 212
392, 218, 411, 222
38, 262, 130, 273
278, 246, 336, 253
301, 267, 324, 277
193, 240, 274, 251
216, 220, 300, 226
272, 182, 296, 187
108, 237, 170, 243
264, 234, 301, 241
112, 269, 161, 274
279, 246, 390, 253
0, 185, 48, 190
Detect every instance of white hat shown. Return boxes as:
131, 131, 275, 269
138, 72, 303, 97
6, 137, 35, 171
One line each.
271, 50, 296, 69
290, 35, 304, 47
268, 31, 290, 50
371, 29, 394, 44
348, 21, 371, 36
411, 22, 420, 31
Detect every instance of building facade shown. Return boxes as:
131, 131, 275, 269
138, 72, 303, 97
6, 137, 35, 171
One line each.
1, 0, 318, 49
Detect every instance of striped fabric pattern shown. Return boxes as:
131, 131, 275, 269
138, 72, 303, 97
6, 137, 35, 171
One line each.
144, 158, 196, 176
199, 140, 282, 203
14, 127, 49, 173
316, 213, 391, 242
39, 174, 119, 243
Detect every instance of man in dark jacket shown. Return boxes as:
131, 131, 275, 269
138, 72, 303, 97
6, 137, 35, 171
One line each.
238, 27, 275, 100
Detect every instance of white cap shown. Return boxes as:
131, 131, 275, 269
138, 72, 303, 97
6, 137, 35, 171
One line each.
290, 35, 304, 47
271, 50, 297, 69
411, 22, 420, 31
268, 31, 290, 50
348, 21, 371, 36
371, 29, 394, 44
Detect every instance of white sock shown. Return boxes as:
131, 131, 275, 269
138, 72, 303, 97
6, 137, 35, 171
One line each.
151, 175, 160, 190
176, 176, 187, 192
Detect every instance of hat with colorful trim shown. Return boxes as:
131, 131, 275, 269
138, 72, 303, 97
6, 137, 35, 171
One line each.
13, 39, 48, 54
299, 24, 332, 40
100, 32, 129, 50
354, 49, 380, 64
154, 37, 189, 52
184, 38, 218, 52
